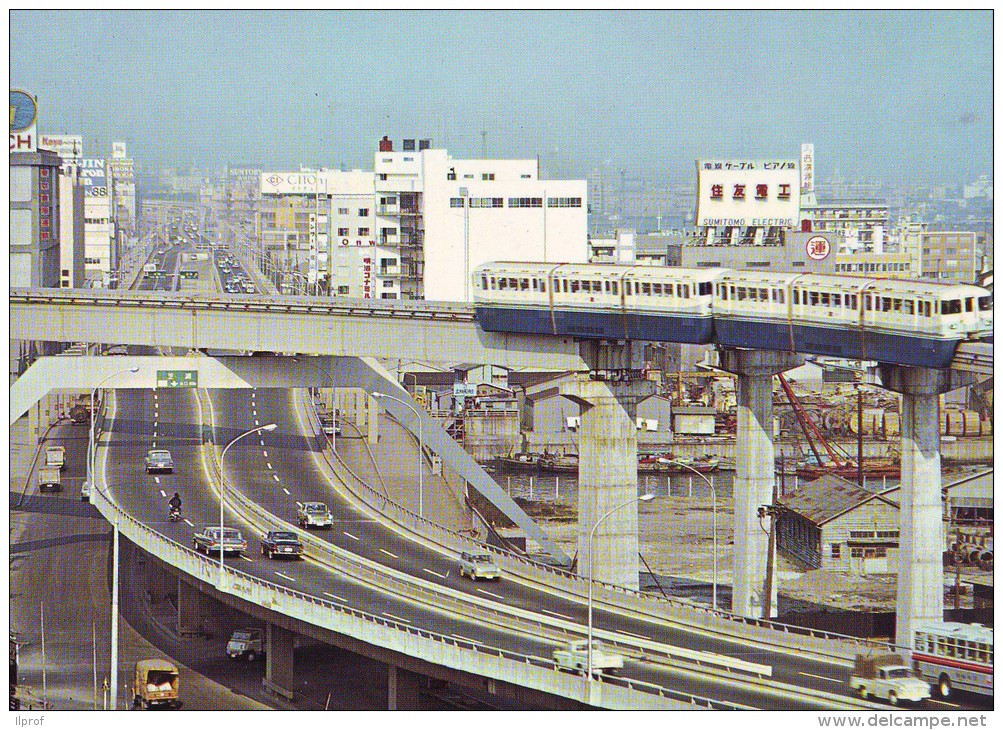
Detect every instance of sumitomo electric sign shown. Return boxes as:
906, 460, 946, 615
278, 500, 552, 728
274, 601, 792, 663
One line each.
260, 171, 328, 195
696, 159, 801, 228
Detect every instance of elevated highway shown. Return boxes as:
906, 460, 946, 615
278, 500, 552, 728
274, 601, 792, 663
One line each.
81, 381, 888, 709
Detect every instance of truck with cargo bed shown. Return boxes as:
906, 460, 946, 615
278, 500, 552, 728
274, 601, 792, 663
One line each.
849, 654, 931, 705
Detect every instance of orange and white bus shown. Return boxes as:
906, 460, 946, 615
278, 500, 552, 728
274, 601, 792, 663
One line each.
913, 622, 993, 699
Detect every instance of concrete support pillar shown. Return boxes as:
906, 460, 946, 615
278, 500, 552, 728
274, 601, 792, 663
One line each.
878, 365, 973, 649
386, 665, 425, 711
176, 579, 206, 636
262, 623, 296, 701
719, 348, 803, 618
560, 376, 655, 589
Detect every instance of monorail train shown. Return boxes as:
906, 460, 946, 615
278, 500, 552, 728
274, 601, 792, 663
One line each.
472, 262, 993, 369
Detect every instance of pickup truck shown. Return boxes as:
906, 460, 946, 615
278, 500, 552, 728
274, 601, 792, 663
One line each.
37, 466, 62, 493
260, 531, 304, 559
226, 628, 265, 662
553, 640, 624, 676
44, 446, 65, 470
193, 527, 248, 557
297, 501, 334, 529
849, 654, 931, 705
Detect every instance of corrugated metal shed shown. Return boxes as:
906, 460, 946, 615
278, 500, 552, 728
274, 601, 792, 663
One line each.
779, 474, 900, 527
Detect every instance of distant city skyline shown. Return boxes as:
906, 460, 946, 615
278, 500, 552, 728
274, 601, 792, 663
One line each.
10, 10, 992, 185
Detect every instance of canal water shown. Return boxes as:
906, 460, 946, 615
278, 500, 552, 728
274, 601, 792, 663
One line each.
484, 466, 905, 503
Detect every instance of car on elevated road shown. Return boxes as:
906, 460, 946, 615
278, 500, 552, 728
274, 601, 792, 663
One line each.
193, 527, 247, 556
260, 531, 304, 559
145, 449, 175, 474
297, 502, 333, 529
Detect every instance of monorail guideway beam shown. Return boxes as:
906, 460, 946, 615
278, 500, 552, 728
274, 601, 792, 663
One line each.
718, 348, 804, 619
878, 365, 979, 650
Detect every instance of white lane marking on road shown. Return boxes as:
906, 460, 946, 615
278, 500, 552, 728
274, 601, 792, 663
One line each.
451, 634, 481, 645
239, 555, 253, 562
266, 462, 273, 470
154, 476, 161, 484
475, 588, 505, 600
255, 419, 260, 426
422, 568, 447, 579
272, 474, 280, 482
381, 612, 411, 624
798, 671, 843, 684
253, 410, 257, 417
262, 450, 268, 458
342, 531, 360, 541
323, 592, 346, 602
183, 519, 194, 527
927, 699, 959, 708
274, 572, 296, 582
539, 608, 574, 621
616, 629, 652, 641
379, 549, 399, 559
159, 489, 166, 497
282, 488, 291, 496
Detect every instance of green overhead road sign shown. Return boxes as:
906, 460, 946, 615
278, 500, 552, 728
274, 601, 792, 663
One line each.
157, 370, 198, 388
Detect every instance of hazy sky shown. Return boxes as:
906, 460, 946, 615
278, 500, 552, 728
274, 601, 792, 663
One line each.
9, 10, 993, 184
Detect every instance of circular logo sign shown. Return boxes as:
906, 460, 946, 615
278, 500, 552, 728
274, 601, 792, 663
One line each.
805, 235, 831, 261
9, 89, 37, 132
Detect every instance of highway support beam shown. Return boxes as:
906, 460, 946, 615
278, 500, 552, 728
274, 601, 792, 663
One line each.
718, 348, 804, 618
176, 579, 208, 637
878, 365, 978, 649
262, 622, 297, 702
386, 665, 426, 710
560, 369, 656, 590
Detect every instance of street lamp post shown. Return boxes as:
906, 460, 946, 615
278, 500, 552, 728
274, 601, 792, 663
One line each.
85, 366, 138, 711
87, 367, 140, 508
587, 493, 655, 682
218, 423, 277, 583
664, 460, 719, 611
372, 391, 424, 519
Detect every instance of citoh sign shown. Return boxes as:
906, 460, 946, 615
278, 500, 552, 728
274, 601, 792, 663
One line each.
10, 88, 38, 152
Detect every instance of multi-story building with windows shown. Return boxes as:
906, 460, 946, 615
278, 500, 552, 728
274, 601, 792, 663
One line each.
372, 137, 588, 301
800, 199, 890, 253
258, 139, 588, 302
919, 230, 986, 284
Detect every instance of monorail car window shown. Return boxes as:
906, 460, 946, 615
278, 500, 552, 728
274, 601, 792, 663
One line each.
759, 288, 767, 301
966, 298, 974, 312
847, 294, 856, 309
904, 300, 914, 315
978, 296, 992, 310
520, 279, 529, 291
570, 280, 580, 293
793, 289, 800, 305
720, 285, 728, 301
562, 279, 568, 293
531, 279, 539, 291
736, 287, 746, 301
540, 280, 546, 293
482, 276, 489, 289
610, 281, 617, 295
681, 284, 689, 298
653, 283, 662, 295
699, 282, 712, 296
832, 294, 841, 307
942, 299, 962, 315
641, 282, 651, 295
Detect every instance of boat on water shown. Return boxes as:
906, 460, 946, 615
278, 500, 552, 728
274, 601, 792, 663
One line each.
638, 454, 721, 474
794, 456, 900, 481
492, 454, 542, 471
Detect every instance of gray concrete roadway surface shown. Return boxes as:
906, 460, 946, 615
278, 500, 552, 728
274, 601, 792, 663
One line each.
9, 417, 271, 711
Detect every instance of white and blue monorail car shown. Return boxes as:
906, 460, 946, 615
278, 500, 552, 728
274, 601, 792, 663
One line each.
472, 262, 717, 344
714, 272, 993, 368
473, 262, 993, 369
